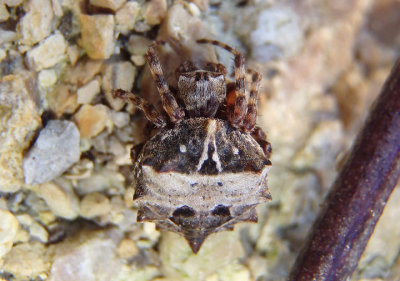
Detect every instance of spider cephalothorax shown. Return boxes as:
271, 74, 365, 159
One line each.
114, 39, 272, 253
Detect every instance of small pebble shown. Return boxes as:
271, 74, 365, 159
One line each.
16, 214, 34, 227
38, 69, 58, 88
250, 6, 304, 61
0, 48, 5, 62
26, 33, 67, 71
80, 192, 111, 218
115, 2, 140, 35
0, 4, 10, 22
37, 182, 80, 220
19, 0, 54, 45
73, 104, 111, 138
77, 78, 101, 104
4, 0, 24, 6
66, 45, 80, 66
23, 120, 81, 185
0, 209, 19, 258
2, 242, 49, 279
144, 0, 167, 25
29, 221, 49, 243
65, 59, 103, 86
49, 236, 121, 281
110, 110, 130, 128
51, 84, 79, 117
80, 14, 115, 60
90, 0, 126, 11
0, 72, 41, 192
117, 238, 139, 259
187, 0, 208, 12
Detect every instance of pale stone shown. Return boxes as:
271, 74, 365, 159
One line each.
249, 5, 304, 61
23, 120, 81, 185
127, 34, 152, 56
49, 235, 122, 281
0, 29, 17, 45
77, 78, 101, 104
186, 2, 201, 17
29, 221, 48, 243
66, 44, 80, 66
206, 263, 251, 281
117, 238, 139, 259
38, 69, 58, 88
110, 110, 130, 128
130, 54, 146, 66
0, 48, 5, 61
187, 0, 208, 12
15, 213, 34, 227
37, 182, 80, 220
143, 222, 160, 242
14, 228, 30, 243
144, 0, 167, 25
27, 33, 67, 71
80, 192, 111, 218
90, 0, 126, 11
0, 209, 18, 258
0, 153, 24, 193
80, 14, 115, 60
115, 1, 140, 35
76, 167, 124, 195
19, 0, 54, 45
113, 265, 160, 281
0, 72, 41, 192
4, 0, 24, 6
102, 61, 136, 110
50, 84, 79, 117
0, 4, 10, 22
64, 59, 103, 86
52, 0, 63, 17
160, 231, 245, 280
73, 104, 111, 138
2, 242, 49, 279
38, 210, 56, 225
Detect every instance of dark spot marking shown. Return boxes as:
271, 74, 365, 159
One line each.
212, 205, 231, 217
199, 143, 218, 175
173, 205, 196, 217
217, 182, 223, 186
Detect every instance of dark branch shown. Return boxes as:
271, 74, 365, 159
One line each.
288, 59, 400, 280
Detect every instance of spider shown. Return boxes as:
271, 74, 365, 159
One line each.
114, 39, 272, 253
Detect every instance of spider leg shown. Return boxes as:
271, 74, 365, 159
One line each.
146, 42, 185, 123
197, 39, 247, 128
251, 126, 272, 159
176, 60, 197, 74
113, 89, 166, 128
241, 69, 262, 132
205, 62, 227, 75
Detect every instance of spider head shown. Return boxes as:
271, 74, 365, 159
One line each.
178, 70, 226, 117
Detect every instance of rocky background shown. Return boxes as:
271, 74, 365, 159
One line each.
0, 0, 400, 280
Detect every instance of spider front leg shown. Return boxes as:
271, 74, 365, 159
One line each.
205, 62, 227, 75
146, 42, 185, 123
197, 39, 247, 128
241, 69, 262, 132
113, 89, 166, 128
251, 126, 272, 160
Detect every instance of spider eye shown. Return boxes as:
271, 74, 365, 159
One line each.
173, 205, 196, 217
212, 205, 231, 217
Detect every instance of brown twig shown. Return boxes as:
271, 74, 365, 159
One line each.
288, 60, 400, 280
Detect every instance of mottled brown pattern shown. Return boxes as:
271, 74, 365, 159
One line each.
115, 39, 271, 253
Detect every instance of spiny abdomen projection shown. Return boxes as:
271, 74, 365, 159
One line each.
133, 118, 271, 253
